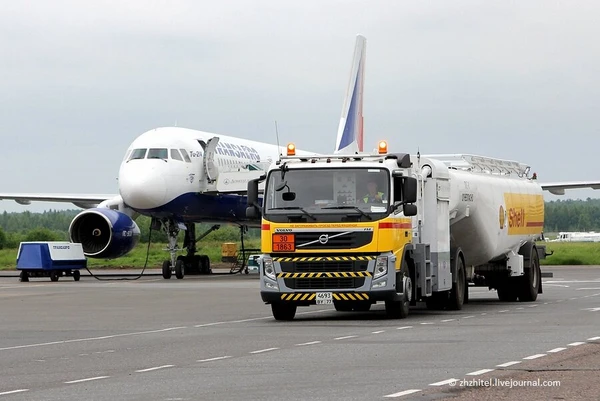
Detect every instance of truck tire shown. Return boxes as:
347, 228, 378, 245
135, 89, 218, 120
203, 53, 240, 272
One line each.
385, 260, 410, 319
271, 302, 297, 321
518, 243, 540, 302
447, 253, 466, 310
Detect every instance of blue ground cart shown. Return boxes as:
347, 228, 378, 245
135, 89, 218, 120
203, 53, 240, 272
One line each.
16, 242, 87, 282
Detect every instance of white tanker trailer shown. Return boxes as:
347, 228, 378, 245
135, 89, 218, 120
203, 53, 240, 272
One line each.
246, 143, 548, 320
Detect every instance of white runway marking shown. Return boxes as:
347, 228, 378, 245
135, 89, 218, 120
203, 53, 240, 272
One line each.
396, 326, 413, 329
498, 310, 509, 313
462, 316, 475, 319
441, 319, 456, 322
548, 348, 566, 353
65, 376, 109, 384
568, 342, 585, 346
334, 335, 357, 340
587, 336, 600, 341
497, 361, 521, 367
0, 389, 29, 396
384, 389, 421, 398
136, 365, 174, 373
372, 330, 385, 334
295, 341, 321, 346
466, 368, 495, 376
0, 309, 335, 352
429, 379, 457, 386
249, 347, 279, 354
523, 354, 546, 360
197, 356, 231, 362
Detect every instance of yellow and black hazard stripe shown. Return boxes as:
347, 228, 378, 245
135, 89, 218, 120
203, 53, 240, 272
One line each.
279, 293, 370, 301
276, 271, 372, 278
273, 256, 376, 262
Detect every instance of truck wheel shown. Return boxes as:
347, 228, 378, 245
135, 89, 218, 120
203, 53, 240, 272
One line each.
73, 270, 81, 281
162, 260, 172, 279
271, 303, 297, 321
385, 261, 410, 319
447, 255, 466, 310
518, 245, 540, 302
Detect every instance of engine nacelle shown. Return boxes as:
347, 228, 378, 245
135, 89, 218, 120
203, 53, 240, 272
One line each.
69, 208, 141, 259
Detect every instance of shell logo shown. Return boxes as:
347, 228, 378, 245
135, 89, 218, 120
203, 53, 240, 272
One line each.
499, 205, 505, 229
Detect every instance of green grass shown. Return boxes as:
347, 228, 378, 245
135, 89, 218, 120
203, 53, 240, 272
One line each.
0, 238, 261, 270
539, 241, 600, 265
2, 239, 599, 270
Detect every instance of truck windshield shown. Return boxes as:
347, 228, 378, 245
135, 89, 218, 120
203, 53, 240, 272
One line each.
264, 167, 390, 220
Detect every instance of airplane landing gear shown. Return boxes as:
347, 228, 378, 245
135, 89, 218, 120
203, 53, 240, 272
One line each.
158, 218, 219, 280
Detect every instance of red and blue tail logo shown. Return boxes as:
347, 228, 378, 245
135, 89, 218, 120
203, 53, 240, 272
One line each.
334, 35, 366, 155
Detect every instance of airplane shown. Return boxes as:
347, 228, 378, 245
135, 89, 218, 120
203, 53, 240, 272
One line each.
1, 34, 598, 280
0, 34, 367, 280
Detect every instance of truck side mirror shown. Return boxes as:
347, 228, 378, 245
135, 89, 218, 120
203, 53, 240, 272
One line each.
246, 177, 263, 219
403, 177, 417, 204
403, 203, 417, 217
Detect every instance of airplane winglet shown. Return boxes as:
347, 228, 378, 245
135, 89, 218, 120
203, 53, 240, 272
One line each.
334, 34, 366, 155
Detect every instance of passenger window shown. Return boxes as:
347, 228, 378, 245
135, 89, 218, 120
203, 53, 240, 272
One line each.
147, 148, 168, 160
180, 149, 191, 163
170, 149, 183, 161
128, 148, 147, 160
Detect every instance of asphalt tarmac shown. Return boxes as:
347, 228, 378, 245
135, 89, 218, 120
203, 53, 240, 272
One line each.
0, 266, 598, 400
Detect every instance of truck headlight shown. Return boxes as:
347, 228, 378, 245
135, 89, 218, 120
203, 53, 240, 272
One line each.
263, 257, 276, 280
374, 256, 388, 279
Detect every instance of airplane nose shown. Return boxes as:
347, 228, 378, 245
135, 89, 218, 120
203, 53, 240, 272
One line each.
119, 163, 168, 210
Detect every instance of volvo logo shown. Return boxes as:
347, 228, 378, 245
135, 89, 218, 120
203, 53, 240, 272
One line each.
318, 234, 329, 244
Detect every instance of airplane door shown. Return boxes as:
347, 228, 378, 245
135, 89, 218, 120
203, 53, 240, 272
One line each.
199, 137, 219, 183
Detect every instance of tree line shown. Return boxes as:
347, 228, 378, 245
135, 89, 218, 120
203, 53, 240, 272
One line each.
1, 198, 599, 249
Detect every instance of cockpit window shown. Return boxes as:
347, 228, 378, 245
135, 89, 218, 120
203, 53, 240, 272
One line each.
170, 149, 183, 161
180, 149, 191, 163
128, 148, 147, 160
147, 148, 168, 160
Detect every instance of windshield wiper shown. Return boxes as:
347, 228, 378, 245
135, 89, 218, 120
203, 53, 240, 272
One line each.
321, 205, 373, 220
269, 206, 316, 220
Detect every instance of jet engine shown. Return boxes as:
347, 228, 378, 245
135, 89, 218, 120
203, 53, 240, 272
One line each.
69, 208, 140, 259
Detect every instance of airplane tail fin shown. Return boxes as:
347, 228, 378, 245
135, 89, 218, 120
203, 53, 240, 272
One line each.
334, 34, 366, 155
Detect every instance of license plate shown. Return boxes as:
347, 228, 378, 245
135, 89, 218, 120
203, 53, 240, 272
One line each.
316, 292, 332, 305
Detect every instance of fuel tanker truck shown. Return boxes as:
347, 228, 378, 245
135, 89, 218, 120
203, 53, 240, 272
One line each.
245, 141, 547, 320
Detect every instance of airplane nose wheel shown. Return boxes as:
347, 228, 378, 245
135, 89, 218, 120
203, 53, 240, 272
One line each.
162, 260, 172, 279
175, 259, 185, 279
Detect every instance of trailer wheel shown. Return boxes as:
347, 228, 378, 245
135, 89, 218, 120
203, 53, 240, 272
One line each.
50, 270, 60, 282
271, 302, 297, 321
385, 260, 410, 319
447, 254, 466, 310
73, 270, 80, 281
175, 259, 185, 280
518, 244, 540, 302
162, 260, 172, 279
19, 271, 29, 282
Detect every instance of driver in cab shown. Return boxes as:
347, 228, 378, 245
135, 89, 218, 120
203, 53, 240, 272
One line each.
363, 180, 386, 203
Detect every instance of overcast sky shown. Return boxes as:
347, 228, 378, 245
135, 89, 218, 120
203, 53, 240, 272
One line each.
1, 0, 599, 213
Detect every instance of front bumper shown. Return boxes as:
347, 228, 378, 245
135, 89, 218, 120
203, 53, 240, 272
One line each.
261, 290, 402, 304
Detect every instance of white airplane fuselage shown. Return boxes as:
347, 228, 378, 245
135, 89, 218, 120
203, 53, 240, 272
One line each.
116, 126, 313, 225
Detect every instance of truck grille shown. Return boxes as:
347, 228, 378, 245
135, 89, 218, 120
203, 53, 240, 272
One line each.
294, 231, 373, 250
284, 278, 365, 290
279, 259, 369, 273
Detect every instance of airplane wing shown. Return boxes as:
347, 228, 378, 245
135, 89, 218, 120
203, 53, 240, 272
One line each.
0, 193, 116, 209
539, 181, 600, 195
